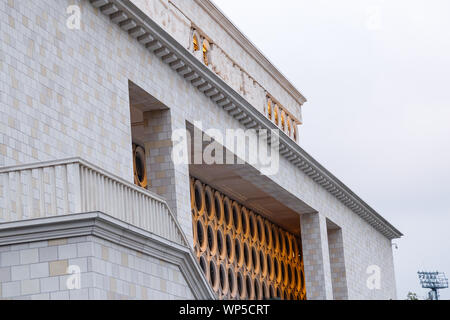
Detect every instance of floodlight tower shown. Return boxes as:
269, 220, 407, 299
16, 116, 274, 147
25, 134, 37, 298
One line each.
417, 271, 449, 300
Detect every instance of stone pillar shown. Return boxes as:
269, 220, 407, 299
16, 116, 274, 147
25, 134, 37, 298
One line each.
141, 110, 193, 246
327, 227, 348, 300
143, 109, 176, 211
169, 116, 194, 247
300, 212, 333, 300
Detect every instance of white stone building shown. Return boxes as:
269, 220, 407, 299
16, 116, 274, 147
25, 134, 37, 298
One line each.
0, 0, 401, 300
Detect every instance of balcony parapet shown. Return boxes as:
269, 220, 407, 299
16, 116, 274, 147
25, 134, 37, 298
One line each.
0, 158, 188, 247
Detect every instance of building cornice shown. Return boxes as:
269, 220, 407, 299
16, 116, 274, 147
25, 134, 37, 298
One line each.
88, 0, 402, 240
192, 0, 307, 105
0, 212, 216, 299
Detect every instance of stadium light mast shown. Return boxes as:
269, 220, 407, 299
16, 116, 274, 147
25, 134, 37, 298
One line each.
417, 271, 449, 300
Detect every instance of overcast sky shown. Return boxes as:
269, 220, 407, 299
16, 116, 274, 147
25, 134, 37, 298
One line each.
213, 0, 450, 299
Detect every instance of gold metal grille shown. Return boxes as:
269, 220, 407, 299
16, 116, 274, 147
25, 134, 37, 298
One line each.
190, 177, 306, 300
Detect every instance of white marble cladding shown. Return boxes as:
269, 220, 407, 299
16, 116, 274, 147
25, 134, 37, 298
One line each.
87, 0, 399, 241
0, 0, 400, 299
0, 0, 399, 241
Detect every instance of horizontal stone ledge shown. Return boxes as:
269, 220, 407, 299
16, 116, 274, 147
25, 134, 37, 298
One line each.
0, 211, 215, 300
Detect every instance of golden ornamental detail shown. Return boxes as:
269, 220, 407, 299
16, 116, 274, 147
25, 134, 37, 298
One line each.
190, 177, 306, 300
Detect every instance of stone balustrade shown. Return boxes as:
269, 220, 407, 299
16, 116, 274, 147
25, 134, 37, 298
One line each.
0, 158, 187, 246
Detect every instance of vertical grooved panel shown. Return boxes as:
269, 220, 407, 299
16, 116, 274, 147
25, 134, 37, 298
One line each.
39, 168, 45, 217
62, 165, 69, 214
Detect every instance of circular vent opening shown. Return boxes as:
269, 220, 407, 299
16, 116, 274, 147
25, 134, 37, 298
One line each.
244, 243, 250, 268
228, 268, 235, 294
207, 225, 215, 251
224, 200, 231, 227
235, 240, 241, 263
246, 275, 253, 299
237, 272, 244, 297
252, 246, 258, 272
197, 220, 204, 247
265, 223, 271, 246
135, 153, 145, 182
259, 250, 265, 273
254, 278, 261, 300
217, 229, 224, 256
219, 264, 226, 292
257, 219, 263, 242
205, 189, 212, 218
199, 256, 207, 275
226, 234, 233, 260
274, 258, 279, 282
232, 205, 240, 230
249, 214, 256, 239
209, 261, 217, 288
241, 210, 248, 234
194, 183, 203, 212
214, 195, 222, 221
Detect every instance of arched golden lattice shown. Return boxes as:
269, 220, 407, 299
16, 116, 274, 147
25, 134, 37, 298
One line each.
190, 177, 306, 300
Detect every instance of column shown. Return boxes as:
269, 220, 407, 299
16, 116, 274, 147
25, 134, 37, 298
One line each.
300, 212, 333, 300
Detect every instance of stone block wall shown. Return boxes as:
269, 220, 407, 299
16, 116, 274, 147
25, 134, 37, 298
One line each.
0, 235, 195, 300
142, 110, 176, 208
